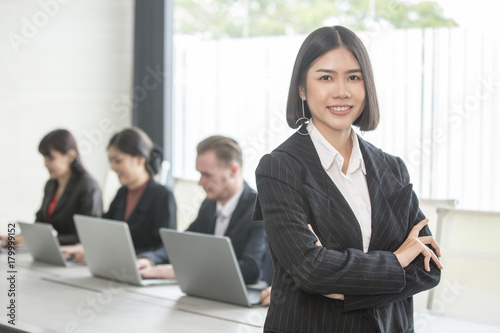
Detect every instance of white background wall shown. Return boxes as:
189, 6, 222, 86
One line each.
0, 0, 134, 229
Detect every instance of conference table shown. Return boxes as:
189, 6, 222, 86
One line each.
0, 251, 268, 332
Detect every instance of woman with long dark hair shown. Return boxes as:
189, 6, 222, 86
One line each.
2, 129, 104, 248
61, 127, 176, 261
103, 127, 177, 255
35, 129, 102, 245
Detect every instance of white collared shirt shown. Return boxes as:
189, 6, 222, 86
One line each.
308, 122, 372, 252
214, 186, 245, 236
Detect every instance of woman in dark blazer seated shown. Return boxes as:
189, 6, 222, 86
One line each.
103, 127, 177, 255
62, 127, 177, 261
253, 26, 443, 332
36, 129, 102, 245
7, 129, 102, 247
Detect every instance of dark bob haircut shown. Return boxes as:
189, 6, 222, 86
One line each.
286, 25, 379, 131
38, 129, 87, 175
107, 127, 162, 176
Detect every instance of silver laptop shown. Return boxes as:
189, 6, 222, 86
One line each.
74, 215, 176, 287
160, 229, 263, 307
18, 222, 80, 267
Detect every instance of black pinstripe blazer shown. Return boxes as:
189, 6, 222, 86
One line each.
254, 132, 441, 333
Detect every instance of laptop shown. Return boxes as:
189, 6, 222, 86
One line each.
18, 222, 80, 266
159, 229, 264, 307
73, 214, 176, 287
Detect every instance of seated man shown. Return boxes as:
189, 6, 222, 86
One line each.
139, 135, 265, 284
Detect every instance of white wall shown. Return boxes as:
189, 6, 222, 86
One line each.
0, 0, 134, 229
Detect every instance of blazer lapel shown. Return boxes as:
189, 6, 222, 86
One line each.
52, 174, 77, 216
225, 183, 250, 235
40, 180, 57, 219
127, 178, 154, 222
279, 133, 362, 249
358, 136, 411, 251
205, 201, 217, 234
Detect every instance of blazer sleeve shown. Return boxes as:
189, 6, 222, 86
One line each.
76, 176, 103, 218
161, 186, 177, 230
35, 206, 43, 222
137, 247, 170, 265
57, 231, 79, 245
342, 157, 441, 311
151, 186, 177, 246
185, 200, 211, 233
255, 153, 407, 297
103, 188, 123, 220
237, 220, 265, 284
58, 175, 103, 245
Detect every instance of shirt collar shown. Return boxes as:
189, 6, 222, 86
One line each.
307, 121, 366, 175
350, 130, 366, 175
216, 185, 245, 218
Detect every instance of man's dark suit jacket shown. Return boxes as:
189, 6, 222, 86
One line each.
141, 182, 265, 284
253, 132, 441, 333
186, 182, 265, 284
104, 178, 177, 254
36, 172, 102, 245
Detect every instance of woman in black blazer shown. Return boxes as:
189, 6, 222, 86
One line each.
61, 127, 176, 261
11, 129, 102, 246
103, 127, 177, 255
254, 26, 443, 332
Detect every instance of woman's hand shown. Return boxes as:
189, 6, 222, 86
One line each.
60, 244, 86, 263
393, 218, 443, 272
140, 264, 176, 279
0, 234, 25, 248
136, 257, 154, 270
308, 224, 322, 246
259, 286, 272, 306
324, 293, 344, 300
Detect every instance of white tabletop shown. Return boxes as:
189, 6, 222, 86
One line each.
0, 252, 267, 333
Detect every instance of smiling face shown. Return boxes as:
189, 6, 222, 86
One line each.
107, 145, 146, 188
299, 47, 366, 139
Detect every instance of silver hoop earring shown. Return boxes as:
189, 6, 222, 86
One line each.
296, 99, 311, 136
